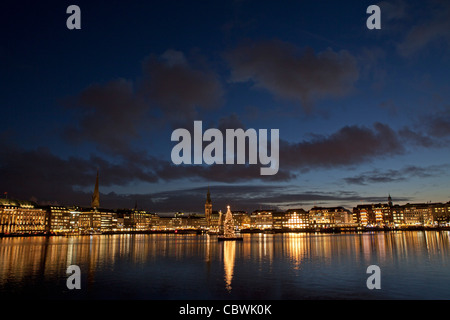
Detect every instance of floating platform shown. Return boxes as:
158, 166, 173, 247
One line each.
218, 236, 243, 241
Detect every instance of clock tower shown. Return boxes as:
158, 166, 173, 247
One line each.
205, 187, 212, 227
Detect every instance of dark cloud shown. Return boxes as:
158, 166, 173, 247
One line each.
280, 122, 404, 170
124, 185, 410, 214
396, 1, 450, 56
63, 49, 225, 153
153, 161, 295, 183
426, 110, 450, 138
3, 112, 447, 210
225, 39, 359, 110
344, 164, 450, 185
0, 142, 158, 207
140, 49, 224, 126
217, 113, 245, 132
63, 78, 148, 153
379, 0, 407, 22
397, 105, 450, 148
398, 126, 444, 148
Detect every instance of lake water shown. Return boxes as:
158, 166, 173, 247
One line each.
1, 231, 450, 300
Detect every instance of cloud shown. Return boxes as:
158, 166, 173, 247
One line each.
152, 160, 295, 183
398, 105, 450, 147
0, 142, 159, 207
63, 78, 148, 153
123, 185, 410, 214
280, 122, 404, 170
63, 49, 225, 153
140, 49, 225, 125
425, 109, 450, 138
378, 0, 407, 22
4, 112, 447, 209
225, 39, 359, 110
344, 164, 450, 185
0, 133, 423, 212
398, 126, 443, 148
396, 1, 450, 56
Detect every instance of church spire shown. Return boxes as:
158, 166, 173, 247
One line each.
205, 186, 212, 227
91, 170, 100, 209
206, 186, 211, 204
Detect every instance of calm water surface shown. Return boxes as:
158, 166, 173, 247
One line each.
1, 231, 450, 300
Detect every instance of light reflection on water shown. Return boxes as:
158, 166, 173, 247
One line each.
1, 231, 450, 299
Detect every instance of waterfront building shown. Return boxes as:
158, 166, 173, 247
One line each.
134, 209, 155, 230
353, 196, 395, 227
353, 205, 370, 226
116, 209, 136, 231
250, 210, 273, 229
0, 199, 46, 234
187, 214, 207, 229
230, 211, 250, 230
67, 206, 81, 233
431, 202, 450, 226
204, 209, 224, 233
79, 208, 102, 232
272, 211, 288, 230
380, 204, 394, 226
310, 207, 352, 226
354, 204, 388, 226
44, 205, 72, 233
309, 207, 343, 228
100, 209, 116, 231
391, 205, 405, 226
154, 216, 173, 230
403, 203, 430, 226
284, 209, 309, 229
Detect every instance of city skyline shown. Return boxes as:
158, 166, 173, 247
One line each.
1, 1, 450, 214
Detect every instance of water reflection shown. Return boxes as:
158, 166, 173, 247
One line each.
223, 241, 236, 292
1, 231, 450, 299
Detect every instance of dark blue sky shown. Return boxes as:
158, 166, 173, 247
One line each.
1, 0, 450, 214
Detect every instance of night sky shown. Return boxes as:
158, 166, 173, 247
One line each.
1, 0, 450, 215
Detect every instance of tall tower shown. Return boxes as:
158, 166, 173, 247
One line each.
205, 186, 212, 227
388, 194, 393, 207
91, 170, 100, 209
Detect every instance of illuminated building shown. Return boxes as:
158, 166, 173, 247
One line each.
0, 199, 46, 234
431, 202, 450, 226
134, 209, 156, 230
67, 206, 81, 233
116, 209, 136, 231
45, 205, 72, 233
309, 207, 349, 229
284, 209, 309, 229
250, 210, 273, 229
403, 203, 431, 226
391, 205, 405, 226
186, 213, 207, 229
79, 208, 102, 233
100, 209, 116, 230
231, 211, 250, 230
271, 209, 310, 230
272, 211, 287, 230
353, 205, 369, 226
